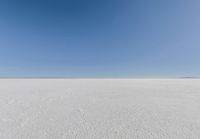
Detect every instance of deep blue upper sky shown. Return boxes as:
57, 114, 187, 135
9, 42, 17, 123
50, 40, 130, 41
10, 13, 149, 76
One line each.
0, 0, 200, 77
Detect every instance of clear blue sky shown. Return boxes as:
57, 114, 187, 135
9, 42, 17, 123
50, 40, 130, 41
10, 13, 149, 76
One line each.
0, 0, 200, 78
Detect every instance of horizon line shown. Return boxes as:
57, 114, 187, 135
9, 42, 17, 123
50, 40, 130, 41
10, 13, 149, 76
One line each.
0, 77, 199, 79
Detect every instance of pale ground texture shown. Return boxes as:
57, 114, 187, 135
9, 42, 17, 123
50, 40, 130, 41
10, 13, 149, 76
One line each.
0, 79, 200, 139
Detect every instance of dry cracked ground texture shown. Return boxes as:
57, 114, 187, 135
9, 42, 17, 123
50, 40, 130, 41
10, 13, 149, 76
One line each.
0, 79, 200, 139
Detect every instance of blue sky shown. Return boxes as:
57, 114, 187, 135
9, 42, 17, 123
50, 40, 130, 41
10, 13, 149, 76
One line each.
0, 0, 200, 77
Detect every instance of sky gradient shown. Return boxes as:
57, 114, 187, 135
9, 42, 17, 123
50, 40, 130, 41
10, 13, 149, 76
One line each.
0, 0, 200, 78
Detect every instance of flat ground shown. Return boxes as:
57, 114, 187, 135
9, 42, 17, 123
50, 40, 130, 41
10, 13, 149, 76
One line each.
0, 79, 200, 139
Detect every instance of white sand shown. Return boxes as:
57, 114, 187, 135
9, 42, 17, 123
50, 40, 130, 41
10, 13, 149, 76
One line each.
0, 79, 200, 139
